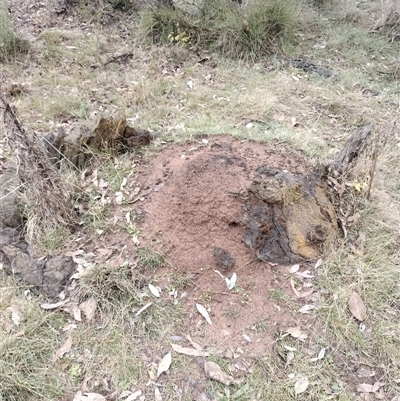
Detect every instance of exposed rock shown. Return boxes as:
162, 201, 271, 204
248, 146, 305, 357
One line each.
0, 228, 76, 297
44, 117, 154, 169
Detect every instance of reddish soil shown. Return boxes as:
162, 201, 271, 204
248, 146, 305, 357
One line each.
135, 135, 316, 355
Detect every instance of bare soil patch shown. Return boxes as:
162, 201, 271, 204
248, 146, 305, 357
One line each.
136, 136, 321, 354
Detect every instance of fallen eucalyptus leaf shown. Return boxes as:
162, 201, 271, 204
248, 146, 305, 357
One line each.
40, 300, 69, 310
294, 376, 309, 395
285, 327, 307, 341
227, 273, 237, 290
349, 292, 366, 321
134, 302, 153, 317
157, 352, 172, 377
52, 335, 73, 362
125, 390, 142, 401
204, 361, 234, 385
196, 303, 212, 325
171, 343, 210, 357
79, 297, 97, 321
154, 388, 162, 401
298, 304, 315, 314
289, 264, 300, 273
314, 258, 323, 268
148, 284, 160, 298
185, 335, 203, 350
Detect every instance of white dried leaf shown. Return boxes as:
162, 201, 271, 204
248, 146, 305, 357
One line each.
318, 348, 326, 359
227, 273, 237, 290
295, 270, 314, 279
285, 327, 302, 338
157, 352, 172, 377
154, 388, 162, 401
298, 304, 315, 314
214, 270, 225, 279
286, 351, 294, 366
134, 302, 153, 317
118, 390, 132, 399
40, 300, 69, 310
171, 343, 210, 357
125, 211, 131, 223
148, 284, 160, 298
132, 235, 140, 246
79, 297, 97, 322
284, 345, 297, 351
120, 177, 127, 190
115, 191, 124, 205
196, 303, 212, 325
314, 258, 323, 268
125, 390, 142, 401
289, 264, 300, 273
294, 376, 309, 395
242, 333, 251, 342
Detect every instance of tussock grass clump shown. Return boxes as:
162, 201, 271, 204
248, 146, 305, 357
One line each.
140, 0, 297, 60
0, 0, 29, 62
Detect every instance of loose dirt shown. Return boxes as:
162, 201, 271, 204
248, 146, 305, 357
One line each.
136, 136, 318, 355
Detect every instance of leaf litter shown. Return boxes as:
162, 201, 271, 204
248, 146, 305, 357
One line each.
349, 292, 367, 321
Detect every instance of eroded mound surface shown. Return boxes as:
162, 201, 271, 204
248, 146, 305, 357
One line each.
136, 136, 335, 353
139, 136, 335, 270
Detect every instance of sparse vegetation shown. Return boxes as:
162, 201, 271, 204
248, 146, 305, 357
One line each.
1, 0, 400, 399
0, 0, 28, 61
138, 246, 167, 270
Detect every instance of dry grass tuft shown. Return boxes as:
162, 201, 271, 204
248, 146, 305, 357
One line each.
1, 94, 77, 249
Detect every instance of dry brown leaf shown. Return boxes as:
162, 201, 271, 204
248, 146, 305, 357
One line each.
171, 343, 210, 357
52, 335, 73, 362
79, 297, 97, 321
70, 303, 82, 321
204, 361, 234, 385
349, 292, 367, 321
286, 327, 307, 341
